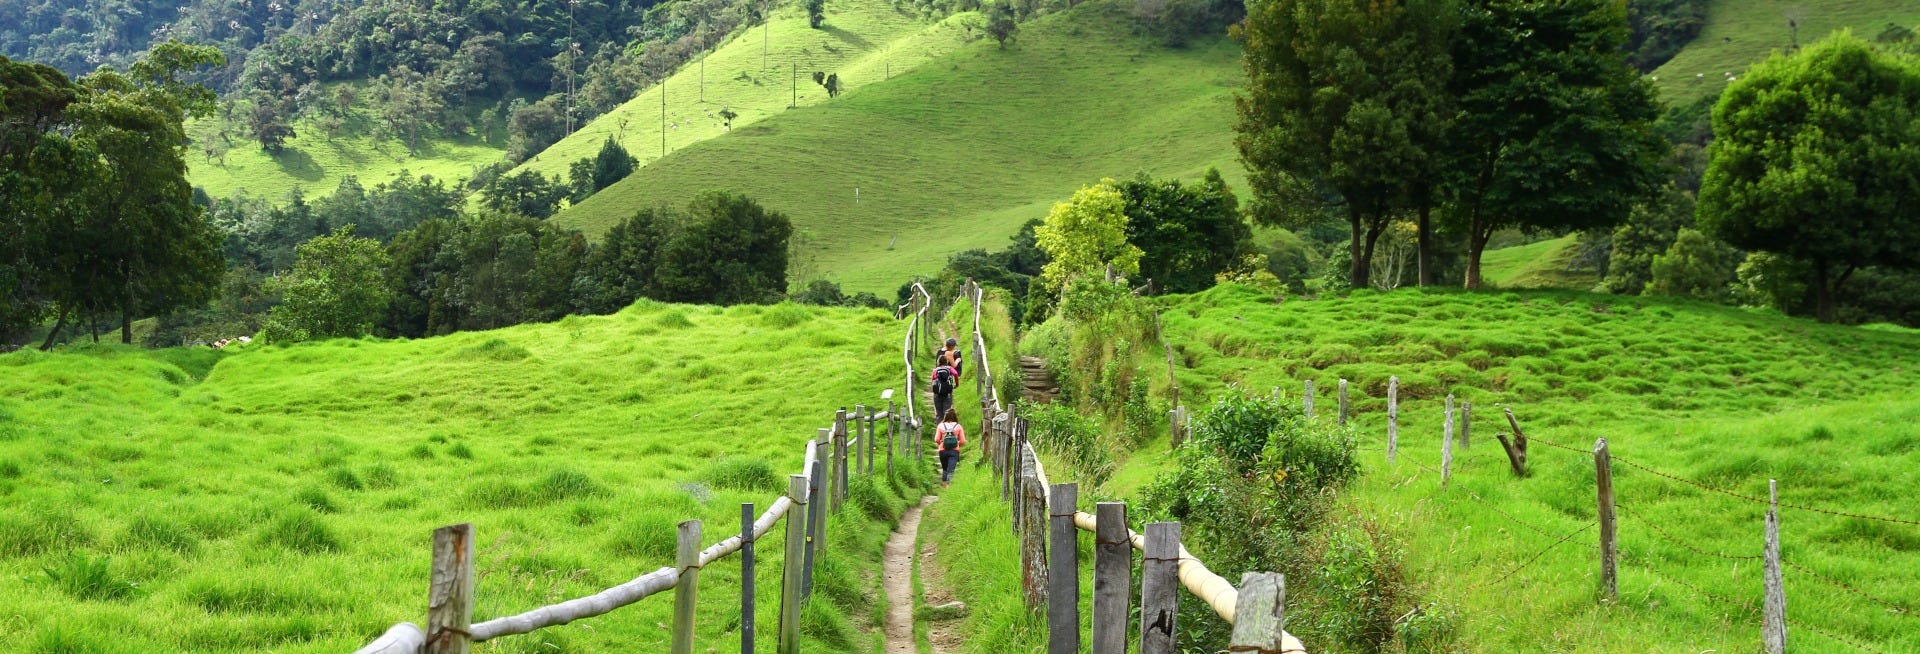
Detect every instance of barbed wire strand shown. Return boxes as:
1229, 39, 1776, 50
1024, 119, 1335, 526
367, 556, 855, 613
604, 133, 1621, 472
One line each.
1782, 560, 1918, 619
1520, 434, 1920, 527
1787, 618, 1889, 654
1463, 521, 1596, 592
1615, 503, 1762, 561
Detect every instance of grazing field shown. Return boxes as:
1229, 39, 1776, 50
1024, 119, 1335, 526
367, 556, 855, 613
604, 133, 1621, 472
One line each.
1651, 0, 1920, 108
1116, 284, 1920, 651
556, 0, 1247, 293
0, 301, 924, 653
186, 114, 506, 204
1478, 234, 1599, 290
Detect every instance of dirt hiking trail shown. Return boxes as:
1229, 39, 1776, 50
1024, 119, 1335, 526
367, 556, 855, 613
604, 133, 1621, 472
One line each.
884, 496, 937, 654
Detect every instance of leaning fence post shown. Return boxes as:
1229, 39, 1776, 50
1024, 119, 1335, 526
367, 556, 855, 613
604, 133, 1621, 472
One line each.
1303, 379, 1314, 420
741, 503, 757, 654
1497, 407, 1529, 477
1441, 394, 1455, 487
1228, 572, 1286, 653
1140, 522, 1180, 654
671, 520, 702, 654
1763, 479, 1787, 653
1092, 503, 1131, 654
1169, 408, 1181, 448
1386, 376, 1399, 463
425, 523, 475, 654
1047, 484, 1079, 654
1338, 378, 1349, 426
1594, 438, 1616, 600
778, 476, 807, 654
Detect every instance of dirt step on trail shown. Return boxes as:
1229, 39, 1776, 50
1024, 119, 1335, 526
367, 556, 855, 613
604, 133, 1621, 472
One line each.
884, 496, 937, 654
1019, 356, 1059, 404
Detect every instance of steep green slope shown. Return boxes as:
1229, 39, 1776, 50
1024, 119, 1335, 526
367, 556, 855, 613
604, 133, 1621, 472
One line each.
1479, 234, 1599, 289
186, 124, 504, 203
510, 0, 979, 188
0, 302, 923, 653
1652, 0, 1920, 107
556, 0, 1246, 293
1117, 285, 1920, 651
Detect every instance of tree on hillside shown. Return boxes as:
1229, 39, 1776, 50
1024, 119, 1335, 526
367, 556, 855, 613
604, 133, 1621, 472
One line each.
568, 137, 638, 202
379, 65, 446, 157
986, 3, 1019, 48
652, 191, 795, 304
1441, 0, 1666, 289
260, 226, 394, 343
1117, 169, 1253, 294
807, 0, 827, 28
481, 170, 569, 219
1235, 0, 1456, 289
1646, 228, 1738, 301
1698, 33, 1920, 322
1035, 181, 1142, 294
0, 55, 90, 344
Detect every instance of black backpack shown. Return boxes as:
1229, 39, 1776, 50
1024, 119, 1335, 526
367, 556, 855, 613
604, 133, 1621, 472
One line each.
932, 365, 956, 396
941, 426, 960, 451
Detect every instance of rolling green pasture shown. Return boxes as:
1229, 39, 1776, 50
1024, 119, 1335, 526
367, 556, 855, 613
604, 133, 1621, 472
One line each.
186, 115, 506, 204
1651, 0, 1920, 108
1125, 284, 1920, 651
1478, 234, 1598, 290
557, 0, 1247, 293
0, 301, 926, 653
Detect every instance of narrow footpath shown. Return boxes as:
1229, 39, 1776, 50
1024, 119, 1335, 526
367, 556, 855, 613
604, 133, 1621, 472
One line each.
883, 496, 937, 654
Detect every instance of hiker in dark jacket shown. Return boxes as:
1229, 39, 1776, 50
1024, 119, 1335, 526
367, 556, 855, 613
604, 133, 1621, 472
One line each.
930, 352, 959, 426
935, 408, 968, 486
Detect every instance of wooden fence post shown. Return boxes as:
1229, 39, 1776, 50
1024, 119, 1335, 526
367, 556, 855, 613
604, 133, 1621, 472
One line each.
1140, 522, 1180, 654
867, 411, 876, 476
741, 503, 755, 654
671, 519, 702, 654
804, 430, 829, 598
1497, 408, 1528, 477
1441, 394, 1454, 487
834, 409, 849, 510
1763, 479, 1787, 654
1594, 438, 1616, 600
1048, 484, 1079, 654
1228, 572, 1286, 653
1021, 453, 1050, 609
1303, 379, 1314, 421
1386, 376, 1399, 463
887, 400, 896, 478
778, 476, 807, 654
855, 405, 867, 479
1460, 400, 1471, 450
1092, 503, 1131, 654
1338, 378, 1349, 427
425, 523, 475, 654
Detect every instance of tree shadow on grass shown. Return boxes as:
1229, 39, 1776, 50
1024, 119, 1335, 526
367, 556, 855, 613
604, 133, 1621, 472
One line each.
269, 147, 325, 183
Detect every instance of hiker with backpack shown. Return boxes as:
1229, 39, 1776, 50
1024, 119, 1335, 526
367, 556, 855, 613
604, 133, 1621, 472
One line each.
935, 408, 968, 486
930, 347, 961, 424
940, 337, 964, 378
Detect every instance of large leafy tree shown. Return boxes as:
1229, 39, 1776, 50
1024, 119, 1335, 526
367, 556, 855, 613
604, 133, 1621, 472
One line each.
0, 55, 89, 343
261, 225, 394, 343
1698, 33, 1920, 322
651, 191, 793, 304
1442, 0, 1666, 289
480, 169, 568, 219
1034, 181, 1143, 293
1234, 0, 1455, 289
1117, 169, 1253, 294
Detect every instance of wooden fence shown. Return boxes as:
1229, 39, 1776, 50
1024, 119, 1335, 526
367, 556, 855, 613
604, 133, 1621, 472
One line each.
353, 289, 937, 654
958, 280, 1309, 654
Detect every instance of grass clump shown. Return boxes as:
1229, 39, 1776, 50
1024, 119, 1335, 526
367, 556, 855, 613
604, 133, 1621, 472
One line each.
117, 516, 200, 555
705, 456, 781, 493
42, 552, 138, 602
254, 510, 342, 554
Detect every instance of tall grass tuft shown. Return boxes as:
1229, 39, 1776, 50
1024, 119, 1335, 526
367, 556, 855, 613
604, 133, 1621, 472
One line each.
254, 510, 342, 554
43, 552, 138, 601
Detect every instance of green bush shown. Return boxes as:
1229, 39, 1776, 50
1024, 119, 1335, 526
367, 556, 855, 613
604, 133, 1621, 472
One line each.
1019, 400, 1115, 487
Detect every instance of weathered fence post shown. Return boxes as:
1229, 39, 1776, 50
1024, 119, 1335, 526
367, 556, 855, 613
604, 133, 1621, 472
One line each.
867, 410, 876, 476
887, 400, 897, 478
855, 405, 867, 479
834, 409, 849, 510
426, 523, 475, 654
1338, 378, 1349, 426
1140, 522, 1181, 654
778, 476, 807, 654
1594, 438, 1616, 600
1048, 484, 1079, 654
1763, 479, 1787, 654
804, 430, 829, 597
1497, 407, 1528, 477
1021, 451, 1050, 609
671, 519, 702, 654
741, 503, 756, 654
1386, 376, 1399, 463
1228, 572, 1286, 653
1460, 400, 1471, 450
1441, 394, 1455, 487
1092, 503, 1131, 654
1303, 379, 1314, 420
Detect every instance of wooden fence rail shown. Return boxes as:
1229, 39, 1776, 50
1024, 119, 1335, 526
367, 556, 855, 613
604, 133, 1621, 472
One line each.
351, 287, 937, 654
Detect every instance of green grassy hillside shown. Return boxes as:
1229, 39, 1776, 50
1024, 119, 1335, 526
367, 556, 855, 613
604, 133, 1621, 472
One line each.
186, 122, 505, 204
556, 0, 1247, 293
0, 301, 923, 653
509, 1, 979, 190
1479, 234, 1599, 290
1652, 0, 1920, 107
1113, 285, 1920, 651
